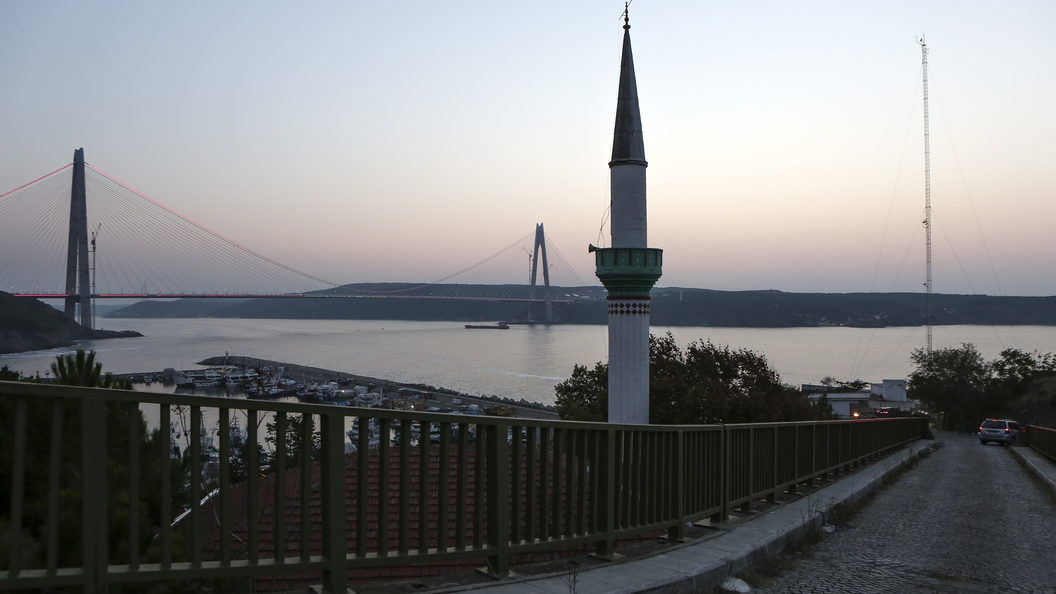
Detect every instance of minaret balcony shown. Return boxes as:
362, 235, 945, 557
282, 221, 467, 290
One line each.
590, 246, 663, 296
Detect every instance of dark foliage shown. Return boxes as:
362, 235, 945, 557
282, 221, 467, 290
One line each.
50, 348, 133, 389
265, 412, 321, 469
0, 292, 141, 355
0, 353, 190, 573
555, 333, 829, 424
909, 344, 1056, 430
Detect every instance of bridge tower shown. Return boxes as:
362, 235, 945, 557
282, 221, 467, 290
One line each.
64, 148, 92, 328
591, 8, 663, 424
527, 223, 553, 323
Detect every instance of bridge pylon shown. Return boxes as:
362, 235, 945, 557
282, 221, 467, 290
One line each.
527, 223, 553, 323
64, 148, 92, 329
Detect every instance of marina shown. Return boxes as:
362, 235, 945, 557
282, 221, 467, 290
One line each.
121, 354, 560, 421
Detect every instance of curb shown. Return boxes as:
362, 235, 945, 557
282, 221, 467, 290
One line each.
1009, 445, 1056, 497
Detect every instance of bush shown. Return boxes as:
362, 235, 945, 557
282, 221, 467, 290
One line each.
556, 332, 824, 424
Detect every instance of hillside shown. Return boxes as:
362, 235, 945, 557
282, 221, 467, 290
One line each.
104, 284, 1056, 327
0, 292, 142, 354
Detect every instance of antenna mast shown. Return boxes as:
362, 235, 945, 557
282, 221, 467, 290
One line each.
919, 36, 933, 354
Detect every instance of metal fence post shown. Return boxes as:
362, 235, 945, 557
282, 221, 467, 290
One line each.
594, 428, 616, 559
712, 425, 729, 523
485, 423, 510, 577
8, 396, 27, 578
768, 425, 778, 504
667, 430, 685, 541
82, 396, 108, 594
321, 412, 348, 593
739, 427, 754, 513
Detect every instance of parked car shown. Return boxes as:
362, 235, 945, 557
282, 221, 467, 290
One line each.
978, 419, 1022, 445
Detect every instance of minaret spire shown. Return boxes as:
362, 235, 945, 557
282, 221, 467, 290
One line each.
610, 4, 646, 169
591, 9, 662, 424
609, 3, 647, 247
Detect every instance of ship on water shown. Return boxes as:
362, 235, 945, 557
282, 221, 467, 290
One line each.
464, 322, 510, 330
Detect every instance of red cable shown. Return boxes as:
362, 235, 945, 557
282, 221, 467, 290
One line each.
0, 163, 73, 200
85, 163, 341, 288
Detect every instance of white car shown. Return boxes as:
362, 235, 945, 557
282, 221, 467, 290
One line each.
978, 419, 1022, 445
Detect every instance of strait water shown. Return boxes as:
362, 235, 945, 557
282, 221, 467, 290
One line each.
2, 318, 1052, 406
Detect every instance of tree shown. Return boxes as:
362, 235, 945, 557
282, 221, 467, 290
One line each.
990, 348, 1056, 399
988, 348, 1056, 426
555, 332, 819, 424
811, 393, 839, 420
553, 362, 608, 422
910, 344, 1056, 431
819, 376, 868, 391
265, 412, 321, 469
909, 344, 990, 431
1, 350, 187, 571
50, 349, 132, 389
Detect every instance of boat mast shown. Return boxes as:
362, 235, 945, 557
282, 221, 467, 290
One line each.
919, 36, 933, 354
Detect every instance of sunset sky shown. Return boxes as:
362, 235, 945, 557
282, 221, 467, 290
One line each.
2, 1, 1054, 295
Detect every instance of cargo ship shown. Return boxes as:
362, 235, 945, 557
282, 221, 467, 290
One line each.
464, 322, 510, 330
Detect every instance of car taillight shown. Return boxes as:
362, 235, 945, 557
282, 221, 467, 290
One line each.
1004, 428, 1010, 433
978, 426, 983, 431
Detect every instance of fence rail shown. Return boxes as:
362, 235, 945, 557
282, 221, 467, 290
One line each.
0, 381, 926, 592
1026, 424, 1056, 462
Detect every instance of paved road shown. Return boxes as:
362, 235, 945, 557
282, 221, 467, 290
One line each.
757, 433, 1056, 593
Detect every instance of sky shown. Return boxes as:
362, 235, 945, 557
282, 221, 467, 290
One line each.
1, 1, 1054, 295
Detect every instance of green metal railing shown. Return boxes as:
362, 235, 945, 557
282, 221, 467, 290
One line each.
1, 381, 926, 592
1025, 424, 1056, 462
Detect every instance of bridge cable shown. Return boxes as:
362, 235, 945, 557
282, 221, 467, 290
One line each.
0, 164, 72, 200
338, 231, 536, 296
86, 164, 343, 290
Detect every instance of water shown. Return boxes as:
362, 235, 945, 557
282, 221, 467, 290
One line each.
1, 318, 1052, 406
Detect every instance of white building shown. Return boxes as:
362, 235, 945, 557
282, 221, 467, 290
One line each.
805, 379, 918, 419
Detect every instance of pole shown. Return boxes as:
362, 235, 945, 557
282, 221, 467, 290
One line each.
919, 37, 933, 354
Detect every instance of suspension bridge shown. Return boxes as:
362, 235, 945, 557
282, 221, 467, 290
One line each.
0, 149, 586, 329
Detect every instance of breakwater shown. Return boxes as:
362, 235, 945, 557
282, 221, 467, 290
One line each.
128, 355, 559, 420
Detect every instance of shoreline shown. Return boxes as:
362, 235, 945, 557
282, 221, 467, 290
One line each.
125, 354, 560, 421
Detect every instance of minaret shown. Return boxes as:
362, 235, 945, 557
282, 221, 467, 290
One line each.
591, 8, 662, 424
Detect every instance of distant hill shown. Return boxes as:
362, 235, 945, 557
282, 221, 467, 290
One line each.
648, 288, 1056, 327
0, 292, 142, 355
104, 283, 1056, 327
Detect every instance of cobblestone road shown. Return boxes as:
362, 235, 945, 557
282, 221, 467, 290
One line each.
753, 433, 1056, 593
